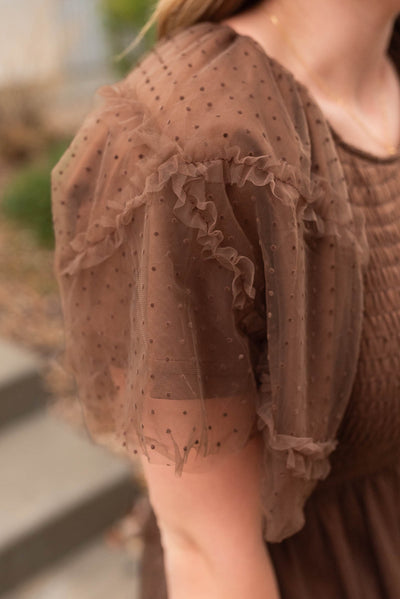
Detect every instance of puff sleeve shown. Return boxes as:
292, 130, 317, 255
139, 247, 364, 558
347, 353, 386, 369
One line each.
51, 23, 370, 543
51, 85, 267, 478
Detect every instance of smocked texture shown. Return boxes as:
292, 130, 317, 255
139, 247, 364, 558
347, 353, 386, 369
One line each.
51, 19, 400, 597
266, 144, 400, 599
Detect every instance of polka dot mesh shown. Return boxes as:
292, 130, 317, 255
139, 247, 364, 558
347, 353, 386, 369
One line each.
51, 20, 370, 542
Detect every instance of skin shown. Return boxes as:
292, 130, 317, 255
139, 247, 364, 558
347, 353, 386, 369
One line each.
222, 0, 400, 157
141, 434, 281, 599
140, 2, 400, 598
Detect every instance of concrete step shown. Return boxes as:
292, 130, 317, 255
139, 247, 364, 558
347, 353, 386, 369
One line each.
0, 410, 139, 594
0, 338, 50, 427
1, 534, 143, 599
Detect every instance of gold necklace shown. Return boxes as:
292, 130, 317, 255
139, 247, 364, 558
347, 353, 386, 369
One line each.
269, 13, 399, 155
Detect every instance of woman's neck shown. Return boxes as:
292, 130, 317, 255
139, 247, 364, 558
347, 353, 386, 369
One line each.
230, 0, 400, 110
223, 0, 400, 156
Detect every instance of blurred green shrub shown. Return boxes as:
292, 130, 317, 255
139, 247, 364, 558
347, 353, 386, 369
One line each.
99, 0, 156, 76
100, 0, 150, 26
1, 138, 71, 249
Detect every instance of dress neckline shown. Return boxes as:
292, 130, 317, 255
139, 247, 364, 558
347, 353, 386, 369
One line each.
212, 21, 400, 165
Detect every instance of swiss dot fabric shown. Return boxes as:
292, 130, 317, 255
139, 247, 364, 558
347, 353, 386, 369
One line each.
52, 20, 384, 545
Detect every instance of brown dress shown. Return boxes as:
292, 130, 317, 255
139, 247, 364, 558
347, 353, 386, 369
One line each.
51, 20, 400, 598
266, 138, 400, 597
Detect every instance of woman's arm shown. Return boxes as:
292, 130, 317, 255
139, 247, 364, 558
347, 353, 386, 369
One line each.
140, 432, 281, 599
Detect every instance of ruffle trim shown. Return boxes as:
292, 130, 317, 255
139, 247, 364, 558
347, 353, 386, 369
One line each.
254, 368, 339, 486
61, 146, 367, 313
59, 81, 370, 309
261, 411, 338, 480
257, 398, 339, 542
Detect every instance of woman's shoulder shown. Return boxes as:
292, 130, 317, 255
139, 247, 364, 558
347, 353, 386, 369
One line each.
93, 20, 311, 165
52, 20, 330, 244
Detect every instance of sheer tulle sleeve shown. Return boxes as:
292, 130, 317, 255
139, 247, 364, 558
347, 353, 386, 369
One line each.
51, 21, 370, 543
50, 89, 267, 477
